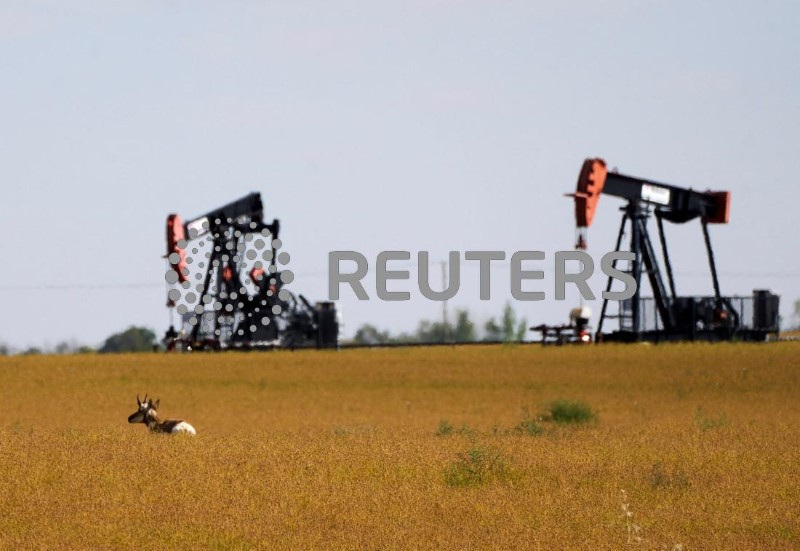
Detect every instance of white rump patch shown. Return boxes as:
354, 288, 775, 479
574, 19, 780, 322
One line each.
171, 422, 197, 435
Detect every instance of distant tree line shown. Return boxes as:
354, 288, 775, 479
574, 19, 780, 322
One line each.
97, 326, 157, 353
351, 303, 528, 345
2, 296, 797, 355
0, 326, 158, 356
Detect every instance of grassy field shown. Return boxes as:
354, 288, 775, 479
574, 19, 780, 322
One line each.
0, 343, 798, 549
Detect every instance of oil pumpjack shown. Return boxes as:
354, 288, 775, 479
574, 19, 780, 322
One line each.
569, 158, 779, 342
163, 193, 338, 350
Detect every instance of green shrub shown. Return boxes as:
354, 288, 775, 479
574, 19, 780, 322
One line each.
547, 399, 595, 424
694, 407, 727, 431
456, 424, 476, 437
436, 420, 477, 437
436, 420, 454, 436
443, 445, 513, 487
649, 462, 690, 489
514, 408, 544, 435
515, 417, 544, 436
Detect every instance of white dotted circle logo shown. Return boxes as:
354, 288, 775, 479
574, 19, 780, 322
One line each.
164, 219, 294, 335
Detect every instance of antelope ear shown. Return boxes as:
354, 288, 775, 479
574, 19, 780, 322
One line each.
153, 399, 160, 409
137, 394, 141, 407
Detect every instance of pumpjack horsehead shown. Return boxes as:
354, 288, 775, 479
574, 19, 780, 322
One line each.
128, 395, 196, 435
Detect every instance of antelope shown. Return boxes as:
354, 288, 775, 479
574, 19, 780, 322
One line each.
128, 395, 196, 435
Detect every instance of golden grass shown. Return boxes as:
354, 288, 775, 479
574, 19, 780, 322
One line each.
0, 343, 798, 549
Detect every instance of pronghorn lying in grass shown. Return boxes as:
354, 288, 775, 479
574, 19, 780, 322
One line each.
128, 395, 196, 435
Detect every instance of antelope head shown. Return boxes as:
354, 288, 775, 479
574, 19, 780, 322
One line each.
128, 394, 160, 424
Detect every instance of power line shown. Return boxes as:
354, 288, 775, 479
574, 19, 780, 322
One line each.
0, 271, 331, 291
673, 272, 800, 279
0, 269, 796, 292
0, 283, 163, 291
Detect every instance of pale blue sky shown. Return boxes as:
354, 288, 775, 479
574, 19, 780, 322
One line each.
1, 1, 798, 348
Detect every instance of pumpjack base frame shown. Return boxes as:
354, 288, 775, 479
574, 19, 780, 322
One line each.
598, 328, 774, 344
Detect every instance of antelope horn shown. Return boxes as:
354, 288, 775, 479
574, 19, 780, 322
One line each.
137, 394, 141, 406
